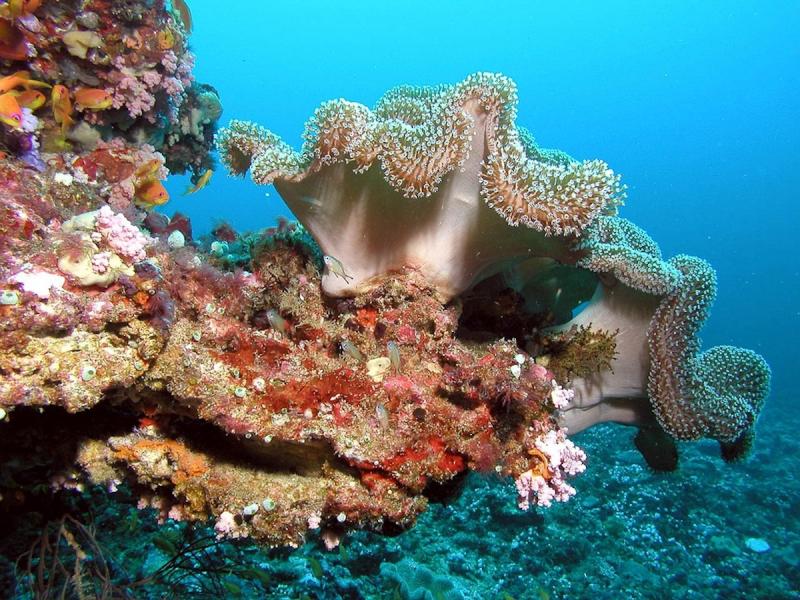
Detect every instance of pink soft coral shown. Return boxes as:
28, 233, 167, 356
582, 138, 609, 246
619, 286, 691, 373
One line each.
110, 73, 156, 118
95, 206, 149, 262
515, 427, 587, 509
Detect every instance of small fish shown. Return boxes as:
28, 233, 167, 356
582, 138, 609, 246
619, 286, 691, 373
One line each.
172, 0, 193, 33
51, 85, 74, 134
0, 92, 23, 129
340, 340, 363, 362
221, 580, 242, 596
239, 567, 270, 587
387, 341, 401, 373
0, 71, 50, 93
135, 179, 170, 207
338, 543, 349, 561
323, 255, 353, 283
74, 87, 113, 111
1, 0, 42, 18
12, 89, 45, 110
184, 168, 212, 195
306, 556, 323, 580
135, 159, 162, 181
375, 402, 389, 428
152, 535, 177, 555
266, 309, 288, 335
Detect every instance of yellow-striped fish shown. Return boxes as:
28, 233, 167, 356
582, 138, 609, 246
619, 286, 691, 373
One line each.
184, 168, 212, 195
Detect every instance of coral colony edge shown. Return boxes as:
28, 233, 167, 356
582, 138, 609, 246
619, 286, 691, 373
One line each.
0, 0, 771, 575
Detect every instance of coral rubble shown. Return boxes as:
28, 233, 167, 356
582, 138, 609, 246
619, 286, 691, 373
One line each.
0, 17, 770, 552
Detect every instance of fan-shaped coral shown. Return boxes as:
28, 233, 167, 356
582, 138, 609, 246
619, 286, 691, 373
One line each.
217, 73, 625, 299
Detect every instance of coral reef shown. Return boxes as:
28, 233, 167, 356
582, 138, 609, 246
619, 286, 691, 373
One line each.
0, 62, 770, 552
0, 0, 221, 186
1, 155, 584, 545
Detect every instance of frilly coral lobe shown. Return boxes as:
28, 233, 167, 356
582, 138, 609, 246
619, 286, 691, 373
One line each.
545, 216, 770, 463
217, 73, 625, 300
647, 255, 770, 447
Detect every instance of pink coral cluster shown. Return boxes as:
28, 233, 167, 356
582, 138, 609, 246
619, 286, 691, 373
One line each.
516, 427, 587, 509
109, 67, 157, 119
550, 381, 575, 409
90, 251, 112, 274
95, 205, 149, 262
214, 511, 247, 540
108, 49, 194, 122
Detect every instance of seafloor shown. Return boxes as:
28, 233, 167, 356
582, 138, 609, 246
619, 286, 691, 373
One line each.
3, 400, 796, 599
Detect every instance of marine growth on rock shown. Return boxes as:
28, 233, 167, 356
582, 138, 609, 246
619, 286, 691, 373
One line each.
0, 10, 770, 554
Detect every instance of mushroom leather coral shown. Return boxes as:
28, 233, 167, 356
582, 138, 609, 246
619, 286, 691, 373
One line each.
217, 73, 625, 300
647, 255, 770, 445
549, 217, 770, 459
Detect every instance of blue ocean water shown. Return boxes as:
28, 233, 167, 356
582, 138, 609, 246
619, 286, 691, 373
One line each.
168, 0, 799, 401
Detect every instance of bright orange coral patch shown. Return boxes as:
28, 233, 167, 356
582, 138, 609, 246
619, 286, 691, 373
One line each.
356, 306, 378, 330
113, 438, 209, 485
